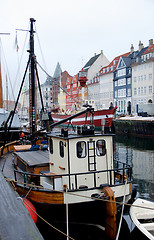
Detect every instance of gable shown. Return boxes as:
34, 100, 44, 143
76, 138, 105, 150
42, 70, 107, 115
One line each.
83, 54, 101, 70
117, 57, 126, 69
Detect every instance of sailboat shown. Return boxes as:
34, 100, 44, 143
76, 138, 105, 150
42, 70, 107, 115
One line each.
0, 18, 134, 240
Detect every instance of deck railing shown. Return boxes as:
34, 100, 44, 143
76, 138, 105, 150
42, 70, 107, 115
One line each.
14, 160, 132, 192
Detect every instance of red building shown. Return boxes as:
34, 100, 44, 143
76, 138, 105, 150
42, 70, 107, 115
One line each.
66, 74, 78, 111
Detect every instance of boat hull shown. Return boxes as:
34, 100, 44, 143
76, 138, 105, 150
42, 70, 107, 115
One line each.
51, 107, 117, 132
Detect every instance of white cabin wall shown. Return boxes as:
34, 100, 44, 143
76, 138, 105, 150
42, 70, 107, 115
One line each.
49, 137, 68, 175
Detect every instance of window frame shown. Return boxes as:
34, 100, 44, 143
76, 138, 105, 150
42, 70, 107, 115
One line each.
96, 140, 106, 157
76, 141, 87, 158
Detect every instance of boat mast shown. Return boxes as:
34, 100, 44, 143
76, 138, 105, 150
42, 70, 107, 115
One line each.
29, 18, 36, 134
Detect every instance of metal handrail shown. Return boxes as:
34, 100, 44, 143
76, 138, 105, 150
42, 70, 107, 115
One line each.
14, 162, 132, 191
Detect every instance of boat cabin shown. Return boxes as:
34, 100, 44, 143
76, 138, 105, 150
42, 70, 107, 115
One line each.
41, 126, 114, 192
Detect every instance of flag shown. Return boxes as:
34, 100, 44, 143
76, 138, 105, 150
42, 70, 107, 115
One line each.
15, 31, 19, 52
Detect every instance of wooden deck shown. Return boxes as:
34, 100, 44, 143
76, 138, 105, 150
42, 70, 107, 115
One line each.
0, 170, 44, 240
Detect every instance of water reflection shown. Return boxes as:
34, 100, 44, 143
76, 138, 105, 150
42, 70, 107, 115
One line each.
114, 134, 154, 201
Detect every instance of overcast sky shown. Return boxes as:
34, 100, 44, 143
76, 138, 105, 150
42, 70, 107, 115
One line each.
0, 0, 154, 99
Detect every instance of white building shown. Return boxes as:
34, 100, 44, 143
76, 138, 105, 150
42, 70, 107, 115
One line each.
131, 39, 154, 113
84, 51, 109, 109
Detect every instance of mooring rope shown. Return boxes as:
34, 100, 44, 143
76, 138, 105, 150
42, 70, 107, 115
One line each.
5, 177, 154, 212
17, 196, 75, 240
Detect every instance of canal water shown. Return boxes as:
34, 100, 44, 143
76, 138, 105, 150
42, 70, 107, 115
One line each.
114, 134, 154, 201
37, 134, 154, 240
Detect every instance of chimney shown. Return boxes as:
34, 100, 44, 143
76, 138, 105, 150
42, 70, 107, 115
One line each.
94, 53, 96, 56
130, 44, 134, 53
149, 39, 153, 46
138, 41, 144, 51
101, 50, 103, 54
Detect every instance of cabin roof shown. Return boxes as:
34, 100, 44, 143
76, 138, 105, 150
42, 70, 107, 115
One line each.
14, 150, 49, 167
47, 131, 114, 139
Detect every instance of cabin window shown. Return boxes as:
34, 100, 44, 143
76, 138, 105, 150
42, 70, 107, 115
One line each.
96, 140, 106, 156
77, 141, 86, 158
49, 139, 53, 154
59, 141, 64, 158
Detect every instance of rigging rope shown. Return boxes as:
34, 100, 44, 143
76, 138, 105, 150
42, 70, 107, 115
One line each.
34, 23, 48, 73
36, 59, 83, 105
5, 177, 154, 212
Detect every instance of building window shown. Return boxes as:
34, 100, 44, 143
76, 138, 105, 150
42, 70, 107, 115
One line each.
127, 78, 131, 84
138, 87, 140, 95
96, 140, 106, 156
118, 78, 126, 86
149, 74, 152, 80
138, 76, 140, 82
76, 141, 86, 158
134, 77, 137, 82
115, 90, 117, 98
115, 81, 118, 87
144, 87, 146, 95
144, 75, 146, 81
59, 141, 64, 158
127, 88, 131, 97
141, 87, 143, 95
134, 88, 137, 95
149, 85, 152, 94
117, 68, 126, 77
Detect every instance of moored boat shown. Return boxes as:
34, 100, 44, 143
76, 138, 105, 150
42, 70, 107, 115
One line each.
130, 198, 154, 240
0, 18, 133, 240
51, 106, 117, 133
1, 106, 133, 239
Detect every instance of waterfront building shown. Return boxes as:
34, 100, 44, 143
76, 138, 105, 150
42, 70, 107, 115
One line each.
83, 51, 109, 109
66, 74, 78, 112
131, 39, 154, 113
39, 75, 53, 111
113, 42, 148, 115
58, 71, 71, 112
52, 62, 62, 109
99, 53, 129, 109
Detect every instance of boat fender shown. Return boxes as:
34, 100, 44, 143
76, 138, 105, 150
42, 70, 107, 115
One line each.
22, 198, 37, 224
103, 186, 117, 240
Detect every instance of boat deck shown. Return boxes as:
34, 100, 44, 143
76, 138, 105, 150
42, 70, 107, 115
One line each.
0, 170, 44, 240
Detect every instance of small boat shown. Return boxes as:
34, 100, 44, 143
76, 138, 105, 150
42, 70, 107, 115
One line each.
51, 106, 117, 133
130, 198, 154, 240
